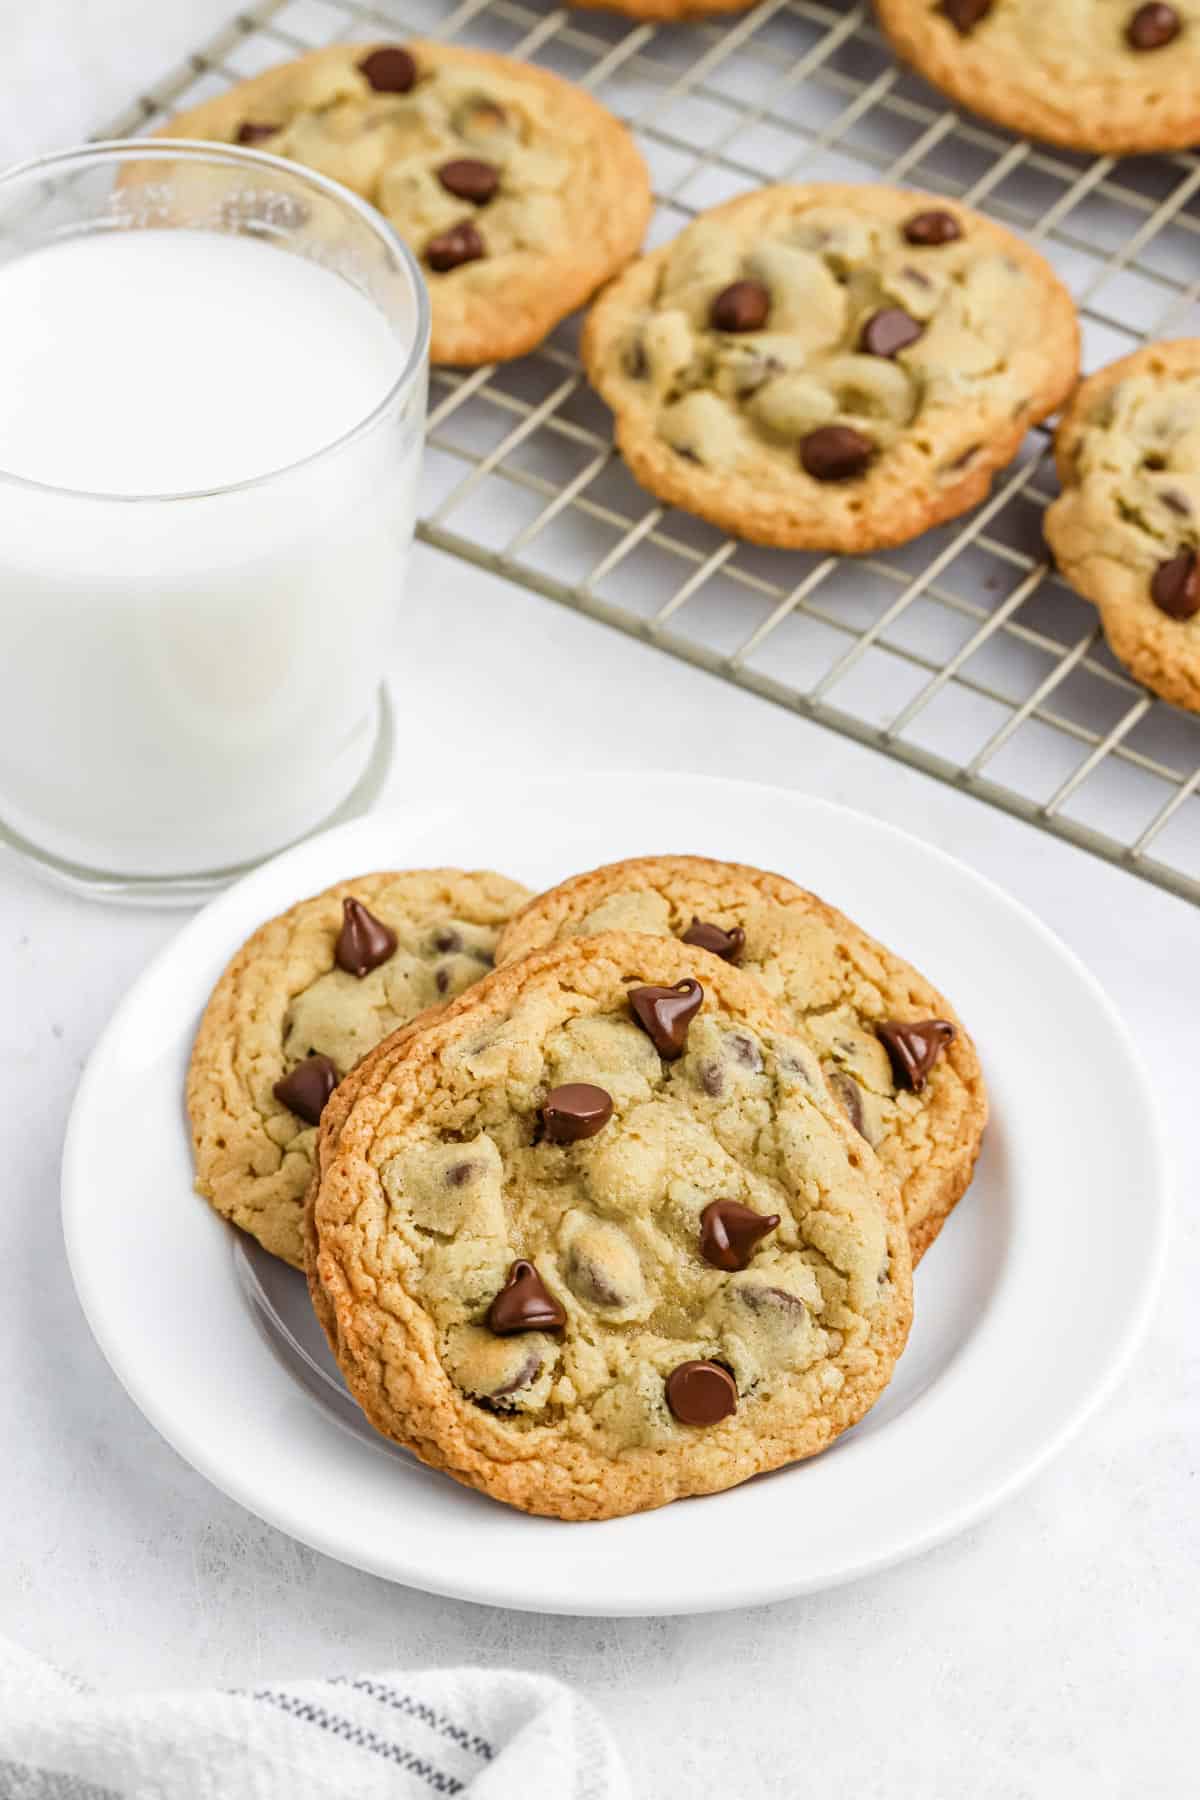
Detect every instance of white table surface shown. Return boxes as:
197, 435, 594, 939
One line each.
3, 6, 1198, 1796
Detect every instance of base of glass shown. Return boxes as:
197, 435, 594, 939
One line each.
0, 687, 395, 907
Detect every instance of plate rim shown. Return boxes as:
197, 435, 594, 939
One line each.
61, 771, 1172, 1614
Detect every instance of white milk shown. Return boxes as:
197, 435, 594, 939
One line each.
0, 229, 422, 876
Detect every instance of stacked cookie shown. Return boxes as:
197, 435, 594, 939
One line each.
188, 854, 986, 1520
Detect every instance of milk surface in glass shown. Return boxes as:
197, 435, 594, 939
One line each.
0, 221, 422, 877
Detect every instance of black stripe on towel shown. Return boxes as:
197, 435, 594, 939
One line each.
252, 1690, 464, 1794
335, 1678, 496, 1762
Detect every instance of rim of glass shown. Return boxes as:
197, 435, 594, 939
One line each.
0, 139, 432, 505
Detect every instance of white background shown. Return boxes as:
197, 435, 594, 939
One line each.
2, 4, 1197, 1795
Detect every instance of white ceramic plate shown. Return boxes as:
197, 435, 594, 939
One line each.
62, 773, 1168, 1616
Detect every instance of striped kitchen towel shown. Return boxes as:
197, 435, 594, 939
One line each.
0, 1634, 631, 1799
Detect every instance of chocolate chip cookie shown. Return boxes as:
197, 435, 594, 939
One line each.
162, 41, 652, 366
581, 183, 1078, 551
187, 868, 531, 1269
1045, 341, 1200, 713
497, 856, 987, 1261
305, 931, 912, 1519
874, 1, 1200, 155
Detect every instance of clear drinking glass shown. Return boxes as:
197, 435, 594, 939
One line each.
0, 141, 430, 902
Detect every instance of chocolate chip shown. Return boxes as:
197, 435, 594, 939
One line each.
666, 1360, 737, 1426
272, 1053, 337, 1127
829, 1070, 866, 1137
736, 1284, 808, 1323
426, 221, 485, 272
700, 1061, 725, 1098
680, 918, 745, 963
699, 1200, 780, 1272
710, 280, 770, 333
334, 897, 397, 978
235, 122, 279, 146
1150, 550, 1200, 619
435, 966, 452, 995
903, 209, 962, 247
727, 1033, 763, 1072
799, 425, 873, 482
628, 979, 703, 1059
876, 1019, 956, 1092
437, 158, 500, 205
432, 926, 462, 953
941, 0, 992, 33
859, 307, 923, 358
1161, 488, 1192, 517
487, 1260, 566, 1335
445, 1160, 481, 1187
542, 1082, 613, 1144
1126, 3, 1181, 47
358, 45, 416, 93
488, 1347, 544, 1399
623, 339, 649, 380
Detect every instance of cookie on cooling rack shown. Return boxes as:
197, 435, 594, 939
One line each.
187, 868, 531, 1268
569, 0, 753, 16
162, 40, 652, 366
874, 0, 1200, 155
305, 931, 912, 1520
1045, 341, 1200, 714
581, 183, 1079, 552
496, 856, 987, 1262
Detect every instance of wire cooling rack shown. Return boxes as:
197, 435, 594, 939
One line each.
101, 0, 1200, 903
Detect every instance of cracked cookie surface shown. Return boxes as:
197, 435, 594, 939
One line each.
162, 40, 652, 366
497, 856, 987, 1261
875, 0, 1200, 155
187, 867, 531, 1269
581, 183, 1078, 551
306, 931, 911, 1520
1045, 342, 1200, 714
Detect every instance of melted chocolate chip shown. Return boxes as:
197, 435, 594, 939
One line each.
859, 307, 923, 358
876, 1019, 956, 1092
358, 45, 417, 93
736, 1284, 808, 1324
623, 339, 649, 379
829, 1070, 866, 1138
941, 0, 992, 33
681, 917, 745, 963
628, 979, 703, 1059
437, 158, 500, 205
272, 1053, 337, 1126
334, 897, 397, 978
799, 425, 873, 482
426, 221, 485, 272
699, 1200, 780, 1272
432, 926, 462, 953
1161, 488, 1192, 517
727, 1033, 763, 1072
543, 1083, 613, 1144
487, 1260, 566, 1335
445, 1160, 481, 1187
435, 966, 452, 995
488, 1347, 544, 1399
665, 1360, 738, 1426
903, 209, 962, 247
1126, 3, 1181, 47
699, 1061, 725, 1098
1150, 550, 1200, 618
710, 280, 770, 333
235, 122, 279, 145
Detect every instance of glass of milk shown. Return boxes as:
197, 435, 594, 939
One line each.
0, 140, 429, 899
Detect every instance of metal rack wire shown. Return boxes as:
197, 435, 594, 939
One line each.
102, 0, 1200, 903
